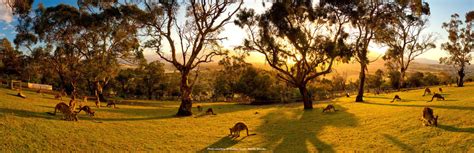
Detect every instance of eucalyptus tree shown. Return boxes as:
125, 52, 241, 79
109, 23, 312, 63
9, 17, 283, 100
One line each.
325, 0, 392, 102
0, 38, 25, 80
379, 2, 435, 89
30, 4, 85, 94
139, 0, 243, 116
77, 4, 142, 104
440, 12, 473, 87
235, 2, 352, 109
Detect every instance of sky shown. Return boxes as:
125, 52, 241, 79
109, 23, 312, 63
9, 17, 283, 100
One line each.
0, 0, 473, 62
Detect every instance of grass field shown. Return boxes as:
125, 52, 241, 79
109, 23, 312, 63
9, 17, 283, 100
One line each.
0, 84, 473, 152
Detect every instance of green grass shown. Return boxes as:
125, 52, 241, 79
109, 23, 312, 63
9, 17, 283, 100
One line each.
0, 84, 473, 152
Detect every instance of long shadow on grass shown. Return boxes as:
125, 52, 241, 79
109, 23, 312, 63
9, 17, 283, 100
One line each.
382, 134, 414, 152
437, 124, 474, 133
242, 104, 357, 152
0, 108, 56, 120
365, 96, 392, 100
200, 137, 239, 152
360, 102, 474, 111
95, 103, 274, 121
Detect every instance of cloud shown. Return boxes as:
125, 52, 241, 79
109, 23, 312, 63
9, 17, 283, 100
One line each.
0, 1, 13, 23
0, 33, 6, 37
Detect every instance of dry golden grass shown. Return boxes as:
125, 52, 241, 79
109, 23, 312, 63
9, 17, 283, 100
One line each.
0, 83, 473, 152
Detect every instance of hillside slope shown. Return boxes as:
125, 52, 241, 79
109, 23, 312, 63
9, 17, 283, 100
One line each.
0, 84, 473, 151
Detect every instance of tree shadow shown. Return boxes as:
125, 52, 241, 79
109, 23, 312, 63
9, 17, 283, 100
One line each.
114, 100, 177, 108
90, 114, 177, 122
0, 108, 56, 120
437, 124, 474, 133
247, 104, 358, 152
365, 96, 392, 100
7, 93, 25, 99
382, 134, 414, 152
360, 102, 474, 111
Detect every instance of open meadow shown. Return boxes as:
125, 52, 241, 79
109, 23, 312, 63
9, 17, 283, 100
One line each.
0, 84, 473, 152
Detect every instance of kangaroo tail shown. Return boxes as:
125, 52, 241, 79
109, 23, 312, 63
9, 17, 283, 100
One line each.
46, 112, 55, 115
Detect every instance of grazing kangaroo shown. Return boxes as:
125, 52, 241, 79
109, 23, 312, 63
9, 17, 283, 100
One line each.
421, 107, 438, 126
439, 88, 443, 93
423, 88, 431, 96
47, 102, 78, 121
206, 108, 216, 115
106, 100, 117, 108
54, 93, 62, 100
197, 105, 203, 112
77, 106, 95, 117
229, 122, 256, 137
391, 95, 401, 102
345, 93, 350, 97
429, 93, 445, 102
322, 104, 338, 112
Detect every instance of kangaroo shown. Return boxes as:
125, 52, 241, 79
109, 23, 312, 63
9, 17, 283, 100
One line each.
17, 92, 26, 99
54, 93, 62, 100
391, 95, 401, 102
106, 100, 117, 108
345, 93, 350, 97
197, 105, 203, 112
206, 108, 216, 115
322, 104, 338, 112
423, 88, 431, 96
77, 106, 95, 117
421, 107, 438, 126
69, 98, 78, 111
439, 88, 443, 93
429, 93, 445, 102
229, 122, 256, 137
47, 102, 78, 121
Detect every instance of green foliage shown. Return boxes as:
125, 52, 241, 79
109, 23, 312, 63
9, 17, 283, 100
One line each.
235, 67, 277, 103
423, 72, 440, 86
213, 54, 250, 98
388, 70, 401, 89
0, 38, 25, 80
366, 69, 385, 89
406, 72, 424, 87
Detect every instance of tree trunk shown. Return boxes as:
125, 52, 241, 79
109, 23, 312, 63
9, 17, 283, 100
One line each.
87, 79, 95, 96
176, 72, 193, 116
95, 81, 107, 107
458, 67, 465, 87
356, 63, 366, 102
400, 68, 406, 90
148, 87, 153, 100
299, 85, 313, 109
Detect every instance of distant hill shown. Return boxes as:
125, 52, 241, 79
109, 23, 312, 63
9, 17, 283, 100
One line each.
142, 54, 473, 79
